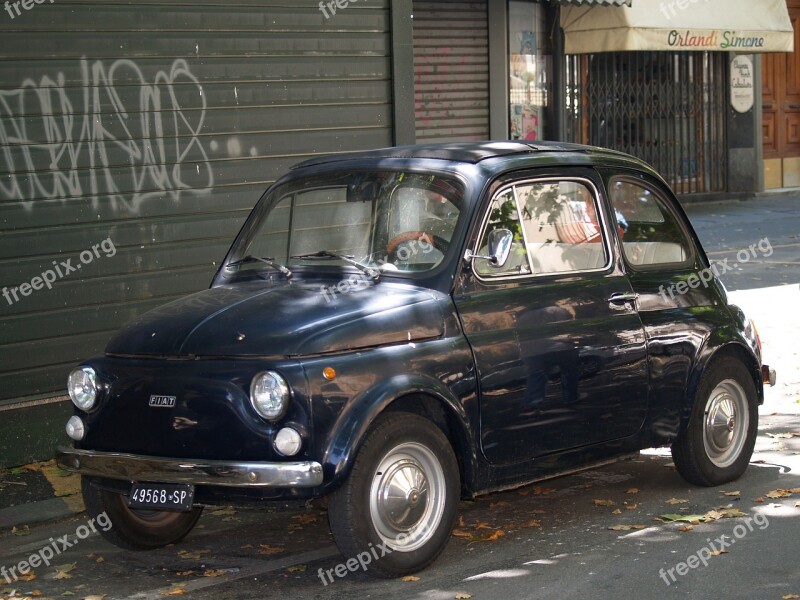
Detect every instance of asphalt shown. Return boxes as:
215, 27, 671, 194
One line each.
1, 190, 797, 534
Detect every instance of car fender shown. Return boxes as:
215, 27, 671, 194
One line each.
679, 328, 763, 434
320, 373, 476, 491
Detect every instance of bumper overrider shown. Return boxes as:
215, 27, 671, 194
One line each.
56, 446, 324, 488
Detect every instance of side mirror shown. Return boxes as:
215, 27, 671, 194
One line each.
487, 229, 513, 267
465, 228, 514, 268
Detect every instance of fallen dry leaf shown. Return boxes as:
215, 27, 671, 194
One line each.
782, 594, 800, 599
766, 489, 793, 499
470, 529, 505, 542
677, 525, 694, 532
517, 489, 530, 496
11, 525, 30, 536
791, 488, 800, 494
626, 488, 639, 495
715, 508, 746, 519
161, 586, 188, 596
287, 565, 307, 573
521, 519, 541, 528
721, 491, 741, 497
452, 529, 473, 539
455, 594, 472, 600
656, 514, 708, 524
533, 487, 556, 496
402, 575, 420, 582
257, 544, 286, 555
209, 506, 237, 517
176, 570, 196, 577
177, 548, 211, 560
665, 498, 689, 505
202, 569, 227, 577
625, 503, 638, 510
754, 497, 764, 503
593, 499, 616, 507
84, 596, 107, 600
709, 550, 729, 557
473, 521, 492, 530
611, 509, 623, 515
608, 524, 646, 531
766, 432, 799, 439
489, 501, 510, 509
292, 514, 318, 525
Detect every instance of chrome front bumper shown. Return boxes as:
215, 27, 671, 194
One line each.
56, 446, 324, 488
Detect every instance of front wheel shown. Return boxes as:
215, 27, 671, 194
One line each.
328, 413, 460, 577
81, 476, 203, 550
672, 357, 758, 486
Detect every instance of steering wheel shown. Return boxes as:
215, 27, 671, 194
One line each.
386, 231, 450, 262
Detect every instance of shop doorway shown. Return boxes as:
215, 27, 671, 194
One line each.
762, 0, 800, 188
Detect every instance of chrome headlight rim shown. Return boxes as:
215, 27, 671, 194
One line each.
249, 370, 291, 421
67, 366, 99, 412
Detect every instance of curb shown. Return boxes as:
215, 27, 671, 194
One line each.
0, 498, 84, 532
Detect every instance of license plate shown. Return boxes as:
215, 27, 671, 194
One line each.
128, 483, 195, 512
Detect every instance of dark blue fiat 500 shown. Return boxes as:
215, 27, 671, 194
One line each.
57, 141, 775, 577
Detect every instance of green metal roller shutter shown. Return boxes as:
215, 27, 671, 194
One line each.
0, 0, 392, 462
413, 0, 490, 142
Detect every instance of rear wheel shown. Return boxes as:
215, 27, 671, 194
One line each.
81, 476, 203, 550
672, 357, 758, 486
328, 412, 460, 577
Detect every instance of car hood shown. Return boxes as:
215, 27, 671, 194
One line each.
105, 281, 448, 358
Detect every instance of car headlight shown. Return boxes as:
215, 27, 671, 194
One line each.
68, 367, 98, 411
250, 371, 290, 420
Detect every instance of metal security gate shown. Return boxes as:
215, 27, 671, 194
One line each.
0, 0, 392, 465
413, 0, 490, 142
566, 52, 727, 194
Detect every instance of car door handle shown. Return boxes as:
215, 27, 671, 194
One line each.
608, 292, 639, 305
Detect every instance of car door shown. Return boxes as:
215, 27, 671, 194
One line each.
453, 169, 649, 465
602, 172, 715, 438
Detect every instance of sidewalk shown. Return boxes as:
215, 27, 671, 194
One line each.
0, 459, 83, 532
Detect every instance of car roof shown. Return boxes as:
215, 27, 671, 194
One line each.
291, 140, 650, 171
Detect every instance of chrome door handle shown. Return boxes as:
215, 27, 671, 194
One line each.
608, 292, 639, 305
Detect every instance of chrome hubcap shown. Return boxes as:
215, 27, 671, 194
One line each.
369, 442, 446, 552
703, 379, 749, 468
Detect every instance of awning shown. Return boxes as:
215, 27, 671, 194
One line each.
562, 0, 794, 54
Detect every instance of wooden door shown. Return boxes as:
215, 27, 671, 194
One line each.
763, 0, 800, 186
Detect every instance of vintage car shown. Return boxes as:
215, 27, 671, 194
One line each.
57, 141, 776, 577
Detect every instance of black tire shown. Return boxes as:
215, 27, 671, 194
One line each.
671, 357, 758, 486
81, 476, 203, 550
328, 412, 460, 578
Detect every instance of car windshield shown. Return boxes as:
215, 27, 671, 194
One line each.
227, 170, 465, 276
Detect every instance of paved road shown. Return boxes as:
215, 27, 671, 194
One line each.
2, 196, 798, 600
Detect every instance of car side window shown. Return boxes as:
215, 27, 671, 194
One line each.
475, 179, 609, 278
474, 188, 532, 277
609, 179, 693, 267
517, 180, 608, 274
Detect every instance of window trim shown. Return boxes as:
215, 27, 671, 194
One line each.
608, 175, 696, 272
472, 176, 614, 283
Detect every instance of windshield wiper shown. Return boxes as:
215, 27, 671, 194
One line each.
290, 250, 380, 282
225, 255, 292, 279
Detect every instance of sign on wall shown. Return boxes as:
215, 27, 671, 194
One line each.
731, 55, 755, 114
